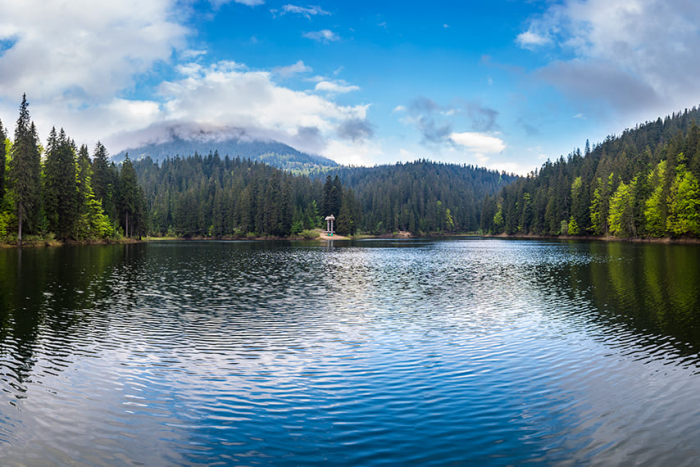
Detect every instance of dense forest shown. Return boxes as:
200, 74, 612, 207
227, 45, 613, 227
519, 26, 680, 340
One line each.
481, 107, 700, 239
133, 156, 513, 237
323, 164, 516, 234
0, 95, 147, 244
0, 95, 513, 243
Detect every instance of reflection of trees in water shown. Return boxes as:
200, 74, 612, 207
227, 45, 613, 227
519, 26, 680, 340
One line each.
0, 244, 136, 399
580, 242, 700, 355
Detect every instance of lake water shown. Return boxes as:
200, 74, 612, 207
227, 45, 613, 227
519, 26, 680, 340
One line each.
1, 238, 700, 466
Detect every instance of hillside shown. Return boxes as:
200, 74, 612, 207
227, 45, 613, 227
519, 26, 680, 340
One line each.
113, 136, 338, 173
133, 156, 516, 237
481, 106, 700, 239
323, 162, 518, 234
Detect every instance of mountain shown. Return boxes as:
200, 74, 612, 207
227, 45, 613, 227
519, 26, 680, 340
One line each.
112, 136, 338, 173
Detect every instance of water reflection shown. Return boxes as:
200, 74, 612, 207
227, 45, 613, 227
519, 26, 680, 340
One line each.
0, 239, 699, 465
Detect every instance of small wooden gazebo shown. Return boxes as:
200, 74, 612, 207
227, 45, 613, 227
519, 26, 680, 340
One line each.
325, 215, 335, 235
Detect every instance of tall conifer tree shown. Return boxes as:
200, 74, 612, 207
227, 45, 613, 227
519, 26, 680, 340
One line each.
118, 155, 138, 237
8, 95, 41, 244
0, 118, 6, 199
92, 141, 111, 212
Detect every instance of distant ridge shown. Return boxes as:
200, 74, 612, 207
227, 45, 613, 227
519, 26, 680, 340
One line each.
112, 136, 338, 172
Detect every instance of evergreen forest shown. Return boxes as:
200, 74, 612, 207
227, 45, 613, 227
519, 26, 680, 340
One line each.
0, 96, 512, 243
133, 156, 513, 237
4, 94, 700, 244
0, 95, 146, 244
480, 106, 700, 239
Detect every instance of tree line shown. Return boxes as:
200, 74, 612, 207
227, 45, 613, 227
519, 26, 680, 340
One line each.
481, 106, 700, 239
0, 95, 513, 243
324, 162, 517, 234
0, 95, 146, 244
133, 155, 513, 238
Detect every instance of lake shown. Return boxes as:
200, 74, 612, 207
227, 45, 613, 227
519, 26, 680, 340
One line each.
1, 238, 700, 466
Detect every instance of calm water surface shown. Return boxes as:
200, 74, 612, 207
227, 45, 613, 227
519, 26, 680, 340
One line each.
1, 238, 700, 466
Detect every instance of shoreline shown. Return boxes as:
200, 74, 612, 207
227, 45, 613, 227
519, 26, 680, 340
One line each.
5, 232, 698, 248
487, 233, 700, 245
0, 237, 141, 249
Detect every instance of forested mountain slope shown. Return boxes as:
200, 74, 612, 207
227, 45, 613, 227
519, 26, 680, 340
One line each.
324, 162, 517, 234
133, 155, 515, 237
114, 136, 338, 173
481, 107, 700, 239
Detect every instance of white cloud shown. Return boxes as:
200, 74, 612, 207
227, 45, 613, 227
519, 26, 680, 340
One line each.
98, 60, 369, 158
0, 0, 189, 102
520, 0, 700, 120
181, 49, 207, 59
0, 0, 376, 166
281, 4, 330, 18
324, 139, 383, 166
398, 148, 413, 159
315, 81, 360, 94
393, 105, 407, 113
515, 30, 551, 49
273, 60, 312, 78
303, 30, 339, 43
450, 132, 506, 153
210, 0, 264, 6
486, 161, 534, 176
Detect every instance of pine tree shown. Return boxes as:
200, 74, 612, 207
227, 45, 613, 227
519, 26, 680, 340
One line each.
666, 165, 700, 237
590, 174, 613, 235
322, 175, 333, 216
76, 144, 112, 239
608, 180, 636, 237
44, 129, 78, 240
645, 160, 667, 237
92, 141, 113, 215
8, 95, 42, 245
43, 127, 60, 232
332, 175, 343, 217
0, 118, 6, 199
118, 155, 138, 237
337, 187, 358, 235
570, 177, 589, 234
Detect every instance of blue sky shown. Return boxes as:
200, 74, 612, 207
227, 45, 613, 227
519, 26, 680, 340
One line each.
1, 0, 700, 173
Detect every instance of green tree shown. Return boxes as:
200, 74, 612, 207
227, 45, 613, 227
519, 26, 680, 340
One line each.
337, 188, 358, 235
644, 160, 667, 237
608, 179, 637, 237
492, 206, 504, 233
92, 141, 114, 216
43, 128, 78, 239
323, 175, 342, 217
118, 155, 139, 237
322, 175, 333, 216
306, 199, 322, 229
0, 118, 6, 199
570, 177, 589, 234
590, 173, 613, 235
75, 144, 112, 239
8, 95, 42, 244
568, 216, 580, 235
666, 166, 700, 237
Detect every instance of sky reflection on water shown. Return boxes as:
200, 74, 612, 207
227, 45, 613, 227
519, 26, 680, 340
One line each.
1, 239, 699, 465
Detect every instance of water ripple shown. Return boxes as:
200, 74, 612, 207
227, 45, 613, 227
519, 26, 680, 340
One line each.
1, 239, 700, 465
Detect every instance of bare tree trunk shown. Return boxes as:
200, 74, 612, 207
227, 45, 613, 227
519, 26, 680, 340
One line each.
126, 212, 130, 238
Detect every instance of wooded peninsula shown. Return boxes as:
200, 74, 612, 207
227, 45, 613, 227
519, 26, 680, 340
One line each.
2, 95, 700, 245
